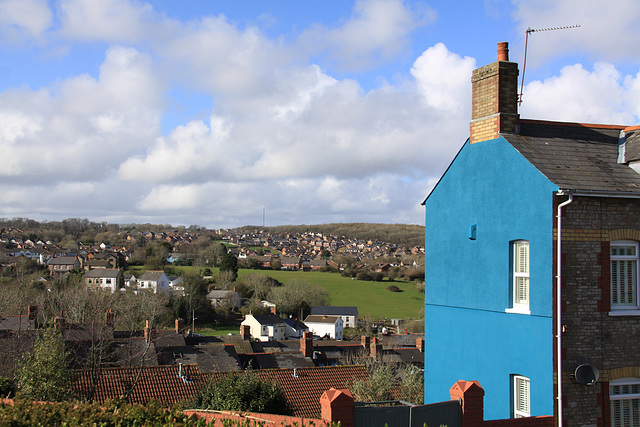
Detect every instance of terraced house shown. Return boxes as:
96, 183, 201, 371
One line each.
424, 42, 640, 426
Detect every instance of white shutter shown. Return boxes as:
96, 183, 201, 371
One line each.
514, 376, 530, 418
513, 241, 530, 306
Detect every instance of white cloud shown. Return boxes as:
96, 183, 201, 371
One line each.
512, 0, 640, 63
411, 43, 476, 114
57, 0, 156, 42
520, 62, 636, 124
0, 45, 163, 182
299, 0, 434, 71
0, 0, 52, 41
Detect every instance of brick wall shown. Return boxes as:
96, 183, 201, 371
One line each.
556, 195, 640, 426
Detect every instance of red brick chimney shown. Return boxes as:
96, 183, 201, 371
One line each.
361, 335, 370, 349
105, 309, 115, 328
469, 42, 519, 144
240, 324, 251, 340
270, 305, 277, 315
175, 318, 185, 334
450, 380, 485, 425
301, 331, 314, 358
416, 337, 425, 353
144, 320, 156, 342
321, 388, 354, 427
370, 337, 382, 360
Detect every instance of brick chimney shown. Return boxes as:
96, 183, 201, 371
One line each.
469, 42, 519, 144
370, 337, 382, 360
175, 318, 185, 334
450, 380, 485, 425
144, 320, 156, 342
28, 305, 38, 321
321, 388, 354, 427
105, 309, 115, 328
270, 305, 277, 315
240, 324, 251, 340
301, 331, 314, 358
361, 335, 370, 349
416, 337, 425, 353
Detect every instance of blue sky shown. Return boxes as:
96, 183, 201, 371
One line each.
1, 0, 640, 229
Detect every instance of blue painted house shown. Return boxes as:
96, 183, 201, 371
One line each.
424, 43, 640, 426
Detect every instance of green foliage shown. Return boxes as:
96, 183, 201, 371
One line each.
348, 363, 424, 405
0, 377, 15, 398
386, 285, 401, 292
187, 371, 290, 415
0, 398, 207, 426
219, 253, 239, 278
15, 327, 74, 402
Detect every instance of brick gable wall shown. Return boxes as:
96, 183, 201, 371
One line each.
556, 195, 640, 426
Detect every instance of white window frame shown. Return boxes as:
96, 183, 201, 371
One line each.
506, 240, 530, 315
610, 377, 640, 427
610, 241, 640, 314
513, 375, 531, 418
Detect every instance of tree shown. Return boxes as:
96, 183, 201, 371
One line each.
219, 253, 238, 279
15, 327, 74, 402
267, 278, 329, 318
348, 362, 423, 405
187, 371, 290, 415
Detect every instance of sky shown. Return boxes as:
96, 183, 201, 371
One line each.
2, 0, 640, 229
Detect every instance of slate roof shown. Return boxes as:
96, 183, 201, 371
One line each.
83, 268, 121, 278
311, 306, 358, 316
251, 314, 286, 326
305, 315, 340, 324
0, 315, 36, 331
137, 270, 165, 281
503, 120, 640, 194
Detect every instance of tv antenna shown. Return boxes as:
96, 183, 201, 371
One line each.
519, 24, 581, 105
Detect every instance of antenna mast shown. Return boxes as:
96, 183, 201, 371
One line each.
519, 24, 581, 105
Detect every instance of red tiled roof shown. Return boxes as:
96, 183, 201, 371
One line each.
74, 364, 368, 419
204, 365, 368, 418
73, 364, 204, 404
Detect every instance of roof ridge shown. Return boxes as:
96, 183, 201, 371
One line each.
519, 118, 627, 130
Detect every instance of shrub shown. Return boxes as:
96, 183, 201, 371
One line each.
386, 285, 401, 292
186, 371, 290, 415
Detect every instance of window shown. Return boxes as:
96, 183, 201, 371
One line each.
508, 240, 530, 313
611, 241, 639, 310
513, 375, 530, 418
610, 378, 640, 426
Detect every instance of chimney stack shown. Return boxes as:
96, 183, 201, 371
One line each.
105, 309, 115, 328
175, 318, 185, 334
469, 42, 519, 144
301, 331, 314, 358
370, 337, 382, 360
240, 324, 251, 340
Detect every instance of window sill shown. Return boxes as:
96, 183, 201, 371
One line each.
609, 309, 640, 316
505, 308, 531, 315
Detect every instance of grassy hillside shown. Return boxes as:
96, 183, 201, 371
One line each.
235, 223, 425, 248
132, 266, 424, 320
238, 269, 424, 319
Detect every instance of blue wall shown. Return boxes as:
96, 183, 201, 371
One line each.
423, 136, 558, 419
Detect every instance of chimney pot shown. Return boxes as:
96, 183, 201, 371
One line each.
497, 42, 509, 61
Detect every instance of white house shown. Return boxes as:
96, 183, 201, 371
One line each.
310, 306, 358, 328
83, 268, 123, 292
167, 276, 184, 294
304, 315, 344, 340
283, 318, 309, 339
240, 314, 286, 342
136, 270, 170, 293
207, 290, 242, 309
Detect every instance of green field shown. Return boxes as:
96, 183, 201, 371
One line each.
127, 266, 424, 320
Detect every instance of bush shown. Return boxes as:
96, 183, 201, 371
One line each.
0, 377, 15, 398
386, 285, 401, 292
187, 371, 290, 415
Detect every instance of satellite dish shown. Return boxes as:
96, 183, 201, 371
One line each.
575, 364, 599, 386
